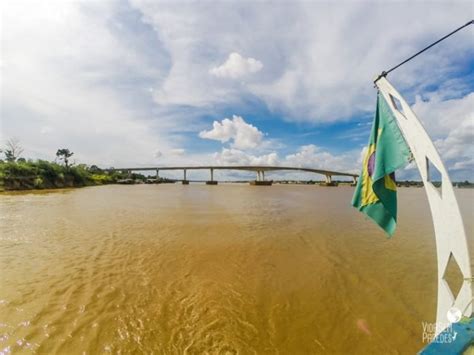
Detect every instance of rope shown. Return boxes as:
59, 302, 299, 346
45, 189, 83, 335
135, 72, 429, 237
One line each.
374, 20, 473, 83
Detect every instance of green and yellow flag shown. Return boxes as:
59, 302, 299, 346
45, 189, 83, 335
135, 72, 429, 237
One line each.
352, 93, 411, 237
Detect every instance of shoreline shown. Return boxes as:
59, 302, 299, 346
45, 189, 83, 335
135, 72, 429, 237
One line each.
2, 180, 473, 193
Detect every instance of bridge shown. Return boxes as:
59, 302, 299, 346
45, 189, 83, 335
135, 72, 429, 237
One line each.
107, 166, 358, 186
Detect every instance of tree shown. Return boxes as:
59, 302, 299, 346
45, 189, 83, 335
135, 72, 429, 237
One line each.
89, 165, 102, 173
56, 148, 74, 168
4, 138, 24, 162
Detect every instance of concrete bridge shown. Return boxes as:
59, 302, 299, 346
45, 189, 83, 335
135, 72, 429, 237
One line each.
107, 166, 358, 186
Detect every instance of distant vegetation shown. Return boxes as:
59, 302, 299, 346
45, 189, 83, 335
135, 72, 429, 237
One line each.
0, 138, 472, 191
0, 139, 171, 191
0, 159, 123, 191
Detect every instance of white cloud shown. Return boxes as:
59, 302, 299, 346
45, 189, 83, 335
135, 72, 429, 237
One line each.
170, 148, 186, 156
199, 115, 264, 150
210, 52, 263, 79
412, 92, 474, 179
211, 144, 360, 174
213, 148, 279, 166
284, 144, 360, 173
206, 144, 363, 181
0, 0, 187, 167
131, 1, 473, 122
2, 0, 472, 181
412, 92, 474, 139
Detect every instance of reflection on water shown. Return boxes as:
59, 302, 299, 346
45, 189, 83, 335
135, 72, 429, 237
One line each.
0, 185, 472, 353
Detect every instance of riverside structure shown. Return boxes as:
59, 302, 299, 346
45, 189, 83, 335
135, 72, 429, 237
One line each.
106, 165, 359, 186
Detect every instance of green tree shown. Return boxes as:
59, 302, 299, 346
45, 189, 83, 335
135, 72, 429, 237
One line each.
89, 165, 102, 173
56, 148, 74, 169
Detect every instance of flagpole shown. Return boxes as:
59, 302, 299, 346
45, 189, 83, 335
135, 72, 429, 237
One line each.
375, 77, 472, 337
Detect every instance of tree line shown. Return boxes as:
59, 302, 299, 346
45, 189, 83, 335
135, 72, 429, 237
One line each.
0, 138, 127, 191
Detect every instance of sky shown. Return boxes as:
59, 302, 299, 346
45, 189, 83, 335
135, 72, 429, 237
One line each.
1, 0, 473, 181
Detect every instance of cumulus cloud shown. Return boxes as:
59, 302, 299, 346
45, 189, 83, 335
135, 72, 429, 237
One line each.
412, 92, 474, 179
1, 0, 182, 167
131, 1, 473, 122
3, 0, 473, 181
213, 148, 279, 166
211, 144, 360, 173
199, 115, 264, 149
284, 145, 360, 173
210, 52, 263, 79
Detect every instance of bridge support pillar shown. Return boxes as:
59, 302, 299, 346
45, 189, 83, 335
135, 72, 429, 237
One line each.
352, 176, 357, 186
182, 169, 189, 184
206, 168, 218, 185
321, 174, 337, 186
156, 169, 159, 178
255, 170, 265, 181
250, 170, 272, 186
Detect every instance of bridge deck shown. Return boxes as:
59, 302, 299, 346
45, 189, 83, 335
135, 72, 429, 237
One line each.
108, 166, 358, 178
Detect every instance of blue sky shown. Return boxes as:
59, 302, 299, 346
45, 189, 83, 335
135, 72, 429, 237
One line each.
1, 0, 473, 181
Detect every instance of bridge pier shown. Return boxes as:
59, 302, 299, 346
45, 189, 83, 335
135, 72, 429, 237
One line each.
155, 169, 161, 184
255, 170, 266, 181
182, 169, 189, 184
351, 176, 357, 186
321, 174, 337, 186
108, 166, 357, 186
250, 180, 272, 186
206, 168, 218, 185
250, 170, 272, 186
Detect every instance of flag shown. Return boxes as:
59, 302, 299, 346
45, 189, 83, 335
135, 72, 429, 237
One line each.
351, 93, 411, 237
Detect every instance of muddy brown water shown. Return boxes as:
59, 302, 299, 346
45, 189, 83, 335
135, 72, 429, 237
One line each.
0, 184, 472, 354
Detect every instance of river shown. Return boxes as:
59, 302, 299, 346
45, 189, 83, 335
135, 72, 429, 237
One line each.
0, 184, 473, 354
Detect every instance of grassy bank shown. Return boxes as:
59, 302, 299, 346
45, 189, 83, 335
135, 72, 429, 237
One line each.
0, 160, 126, 191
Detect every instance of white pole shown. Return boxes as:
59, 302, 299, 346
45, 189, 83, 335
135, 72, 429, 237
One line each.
376, 77, 472, 335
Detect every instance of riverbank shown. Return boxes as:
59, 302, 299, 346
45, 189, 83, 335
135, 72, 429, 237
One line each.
0, 160, 181, 191
1, 161, 472, 191
0, 160, 124, 191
